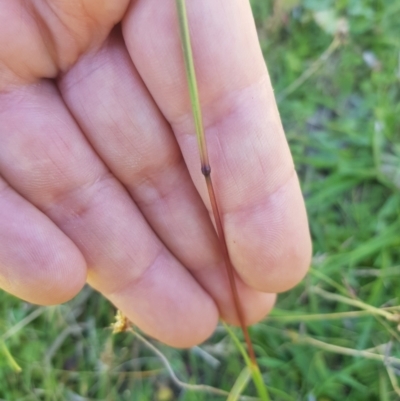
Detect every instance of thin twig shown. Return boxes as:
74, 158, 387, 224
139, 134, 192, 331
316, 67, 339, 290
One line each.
268, 308, 400, 322
191, 346, 221, 368
39, 366, 161, 378
310, 286, 400, 322
129, 329, 260, 401
385, 365, 400, 396
277, 36, 341, 103
288, 331, 400, 366
44, 324, 86, 364
0, 340, 22, 372
1, 306, 46, 342
381, 342, 400, 396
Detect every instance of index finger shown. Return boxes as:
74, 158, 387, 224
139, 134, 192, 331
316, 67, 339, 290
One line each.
123, 0, 311, 292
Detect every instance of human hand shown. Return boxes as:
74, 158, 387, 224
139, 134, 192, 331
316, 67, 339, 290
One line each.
0, 0, 311, 347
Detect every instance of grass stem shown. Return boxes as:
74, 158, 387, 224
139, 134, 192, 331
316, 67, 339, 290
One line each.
310, 286, 400, 322
175, 0, 257, 366
288, 331, 400, 365
0, 340, 22, 373
268, 307, 400, 322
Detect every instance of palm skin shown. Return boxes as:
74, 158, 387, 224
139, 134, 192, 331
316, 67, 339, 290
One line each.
0, 0, 311, 347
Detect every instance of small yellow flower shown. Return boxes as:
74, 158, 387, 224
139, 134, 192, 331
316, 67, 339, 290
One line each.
111, 310, 130, 334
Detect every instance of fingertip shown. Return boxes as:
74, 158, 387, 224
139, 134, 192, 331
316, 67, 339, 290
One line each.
0, 184, 88, 306
19, 241, 87, 306
228, 173, 312, 294
106, 251, 220, 349
159, 298, 219, 349
221, 289, 277, 327
241, 230, 311, 295
113, 291, 219, 349
41, 250, 87, 305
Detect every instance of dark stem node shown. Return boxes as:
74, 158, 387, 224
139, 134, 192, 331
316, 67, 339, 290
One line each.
201, 164, 211, 177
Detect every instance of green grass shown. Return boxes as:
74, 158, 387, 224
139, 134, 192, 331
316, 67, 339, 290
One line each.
2, 0, 400, 399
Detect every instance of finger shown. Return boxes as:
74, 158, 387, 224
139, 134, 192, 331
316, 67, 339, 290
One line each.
0, 176, 86, 305
123, 0, 312, 293
58, 28, 276, 325
0, 82, 218, 347
0, 0, 129, 87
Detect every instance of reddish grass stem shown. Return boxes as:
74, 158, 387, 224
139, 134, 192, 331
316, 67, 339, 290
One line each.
204, 171, 257, 365
176, 0, 257, 366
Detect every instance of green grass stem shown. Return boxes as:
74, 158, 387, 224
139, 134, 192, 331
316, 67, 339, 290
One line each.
223, 323, 271, 401
227, 366, 252, 401
0, 340, 21, 373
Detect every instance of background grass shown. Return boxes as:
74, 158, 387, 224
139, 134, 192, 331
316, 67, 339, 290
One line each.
1, 0, 400, 399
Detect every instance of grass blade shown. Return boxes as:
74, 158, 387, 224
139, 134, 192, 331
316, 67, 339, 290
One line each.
0, 340, 22, 373
227, 366, 252, 401
223, 323, 271, 401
